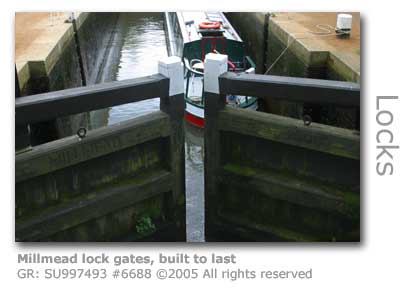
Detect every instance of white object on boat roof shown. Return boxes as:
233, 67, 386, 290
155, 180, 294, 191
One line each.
206, 12, 223, 23
245, 68, 255, 74
192, 62, 204, 71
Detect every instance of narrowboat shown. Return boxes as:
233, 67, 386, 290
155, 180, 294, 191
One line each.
164, 12, 258, 128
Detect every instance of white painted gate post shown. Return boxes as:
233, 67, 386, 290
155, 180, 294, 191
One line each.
158, 56, 186, 240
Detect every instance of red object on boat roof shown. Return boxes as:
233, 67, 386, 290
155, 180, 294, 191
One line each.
199, 21, 221, 30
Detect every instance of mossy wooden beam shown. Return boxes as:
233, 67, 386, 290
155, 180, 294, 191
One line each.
213, 214, 320, 242
16, 169, 172, 241
16, 111, 170, 183
218, 107, 359, 160
220, 164, 359, 219
219, 72, 360, 107
15, 73, 168, 125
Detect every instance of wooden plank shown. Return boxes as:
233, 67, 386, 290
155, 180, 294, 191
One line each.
16, 111, 170, 183
160, 93, 186, 217
158, 57, 187, 239
204, 92, 226, 237
15, 124, 31, 150
213, 214, 319, 242
218, 107, 360, 160
220, 164, 360, 219
219, 72, 360, 107
203, 54, 228, 240
16, 169, 172, 241
15, 74, 168, 125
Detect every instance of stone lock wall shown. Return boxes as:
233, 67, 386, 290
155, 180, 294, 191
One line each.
17, 13, 120, 145
225, 12, 361, 129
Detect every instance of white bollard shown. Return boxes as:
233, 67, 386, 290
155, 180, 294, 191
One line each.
67, 12, 76, 23
158, 56, 184, 96
204, 53, 228, 94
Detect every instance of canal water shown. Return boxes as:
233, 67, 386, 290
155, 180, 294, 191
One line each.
93, 13, 205, 242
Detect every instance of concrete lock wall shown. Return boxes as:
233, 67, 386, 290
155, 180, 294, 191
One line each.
16, 13, 120, 145
225, 12, 361, 129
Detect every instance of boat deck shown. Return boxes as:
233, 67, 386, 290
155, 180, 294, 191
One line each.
178, 12, 242, 43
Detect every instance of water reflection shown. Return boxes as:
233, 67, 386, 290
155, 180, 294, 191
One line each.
108, 13, 167, 125
92, 13, 205, 242
185, 123, 204, 242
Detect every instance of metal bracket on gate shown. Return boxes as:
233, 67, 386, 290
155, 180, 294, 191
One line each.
77, 127, 87, 139
303, 114, 312, 126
